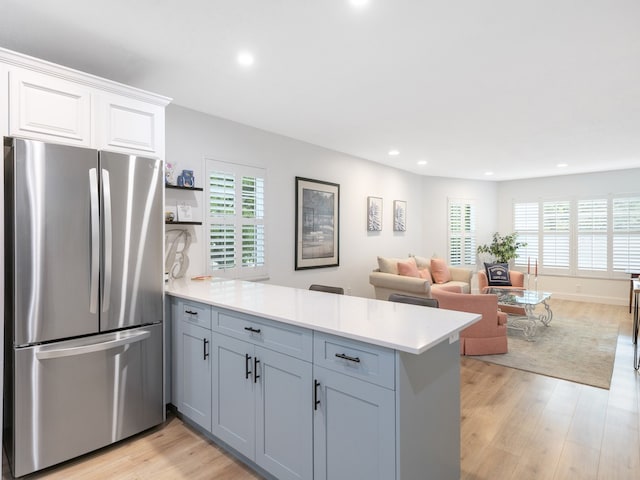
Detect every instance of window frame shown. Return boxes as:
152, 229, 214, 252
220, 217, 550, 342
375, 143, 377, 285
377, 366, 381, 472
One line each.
447, 198, 476, 267
204, 158, 267, 280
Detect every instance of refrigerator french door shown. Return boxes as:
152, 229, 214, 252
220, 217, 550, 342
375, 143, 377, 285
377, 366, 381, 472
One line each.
3, 137, 164, 478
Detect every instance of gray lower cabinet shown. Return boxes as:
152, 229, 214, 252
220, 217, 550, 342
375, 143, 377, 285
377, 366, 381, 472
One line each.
178, 321, 212, 430
313, 365, 396, 480
211, 333, 313, 480
170, 297, 461, 480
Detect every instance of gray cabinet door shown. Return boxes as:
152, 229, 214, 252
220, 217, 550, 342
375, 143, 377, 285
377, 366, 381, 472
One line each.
211, 334, 255, 458
255, 346, 313, 480
178, 321, 212, 431
313, 366, 396, 480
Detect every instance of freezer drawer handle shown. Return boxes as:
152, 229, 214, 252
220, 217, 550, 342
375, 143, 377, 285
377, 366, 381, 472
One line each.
36, 330, 151, 360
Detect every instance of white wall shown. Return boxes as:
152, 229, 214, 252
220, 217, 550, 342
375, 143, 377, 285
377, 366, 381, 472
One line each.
166, 105, 500, 298
497, 169, 640, 305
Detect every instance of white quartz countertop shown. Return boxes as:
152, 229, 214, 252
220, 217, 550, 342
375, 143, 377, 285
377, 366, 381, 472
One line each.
166, 279, 481, 355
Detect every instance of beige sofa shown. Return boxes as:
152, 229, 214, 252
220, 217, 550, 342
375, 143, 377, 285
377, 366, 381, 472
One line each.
369, 255, 473, 300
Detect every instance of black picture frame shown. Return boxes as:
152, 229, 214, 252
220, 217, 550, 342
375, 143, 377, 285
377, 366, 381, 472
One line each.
295, 177, 340, 270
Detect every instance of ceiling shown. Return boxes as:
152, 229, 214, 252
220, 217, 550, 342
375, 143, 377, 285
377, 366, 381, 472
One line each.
1, 0, 639, 181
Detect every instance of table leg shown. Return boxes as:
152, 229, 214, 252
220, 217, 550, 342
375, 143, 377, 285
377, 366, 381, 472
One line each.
634, 289, 639, 370
539, 300, 553, 326
630, 273, 640, 314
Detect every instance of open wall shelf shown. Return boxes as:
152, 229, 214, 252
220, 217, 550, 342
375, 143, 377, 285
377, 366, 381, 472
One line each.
165, 184, 203, 191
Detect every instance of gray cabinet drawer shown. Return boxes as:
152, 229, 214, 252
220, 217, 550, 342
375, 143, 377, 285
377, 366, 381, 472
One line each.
182, 301, 212, 330
213, 309, 312, 362
313, 333, 395, 389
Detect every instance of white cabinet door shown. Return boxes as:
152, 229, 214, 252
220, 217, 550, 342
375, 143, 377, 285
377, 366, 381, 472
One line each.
96, 93, 164, 158
211, 334, 255, 459
313, 366, 396, 480
255, 346, 313, 480
8, 68, 92, 146
178, 321, 212, 431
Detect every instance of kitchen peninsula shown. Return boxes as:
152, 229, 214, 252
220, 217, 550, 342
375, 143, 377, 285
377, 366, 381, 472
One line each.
167, 279, 480, 480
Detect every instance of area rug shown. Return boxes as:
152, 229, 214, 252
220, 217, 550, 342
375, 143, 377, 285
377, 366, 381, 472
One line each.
470, 310, 620, 389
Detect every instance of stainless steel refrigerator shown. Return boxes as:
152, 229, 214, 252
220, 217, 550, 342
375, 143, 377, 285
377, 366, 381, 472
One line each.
3, 137, 164, 477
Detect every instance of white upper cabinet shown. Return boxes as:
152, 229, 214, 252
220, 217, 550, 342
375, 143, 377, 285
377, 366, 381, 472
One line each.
96, 93, 165, 158
0, 47, 171, 157
8, 69, 93, 147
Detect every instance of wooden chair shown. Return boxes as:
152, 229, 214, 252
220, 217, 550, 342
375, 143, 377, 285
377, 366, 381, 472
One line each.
388, 293, 439, 308
309, 284, 344, 294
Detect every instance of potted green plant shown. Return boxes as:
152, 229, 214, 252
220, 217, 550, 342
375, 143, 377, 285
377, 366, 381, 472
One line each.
477, 232, 527, 264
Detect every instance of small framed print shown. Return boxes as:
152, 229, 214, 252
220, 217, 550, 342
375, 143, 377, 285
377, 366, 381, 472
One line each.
393, 200, 407, 232
367, 196, 383, 232
177, 203, 193, 222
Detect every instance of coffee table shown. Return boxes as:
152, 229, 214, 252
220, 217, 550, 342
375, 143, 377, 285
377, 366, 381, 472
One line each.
483, 287, 553, 341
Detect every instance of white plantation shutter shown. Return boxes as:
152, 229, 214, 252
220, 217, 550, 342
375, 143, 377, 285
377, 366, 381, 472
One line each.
613, 196, 640, 272
513, 202, 539, 267
206, 160, 267, 279
448, 199, 476, 266
513, 194, 640, 278
577, 199, 608, 272
543, 201, 570, 271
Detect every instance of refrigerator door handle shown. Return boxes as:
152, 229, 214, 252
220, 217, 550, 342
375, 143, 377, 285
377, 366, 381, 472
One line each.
89, 168, 100, 314
36, 330, 151, 360
101, 168, 112, 312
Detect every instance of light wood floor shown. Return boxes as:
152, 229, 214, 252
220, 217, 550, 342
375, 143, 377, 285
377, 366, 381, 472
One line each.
4, 300, 638, 479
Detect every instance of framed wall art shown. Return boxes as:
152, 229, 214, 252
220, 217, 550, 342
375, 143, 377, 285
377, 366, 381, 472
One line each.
394, 200, 407, 231
367, 196, 383, 231
295, 177, 340, 270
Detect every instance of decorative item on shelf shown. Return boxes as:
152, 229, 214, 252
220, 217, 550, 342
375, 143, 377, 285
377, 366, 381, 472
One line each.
177, 203, 193, 222
393, 200, 407, 232
367, 196, 383, 232
165, 205, 177, 223
165, 161, 176, 185
165, 229, 192, 279
177, 169, 195, 188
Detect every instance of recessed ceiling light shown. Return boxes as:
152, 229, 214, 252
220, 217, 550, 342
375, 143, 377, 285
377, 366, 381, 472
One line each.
557, 163, 568, 168
388, 149, 400, 156
417, 160, 427, 166
237, 51, 255, 67
484, 171, 494, 176
349, 0, 369, 7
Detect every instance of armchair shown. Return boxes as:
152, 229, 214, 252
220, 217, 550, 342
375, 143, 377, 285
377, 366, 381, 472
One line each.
430, 289, 508, 355
477, 269, 526, 316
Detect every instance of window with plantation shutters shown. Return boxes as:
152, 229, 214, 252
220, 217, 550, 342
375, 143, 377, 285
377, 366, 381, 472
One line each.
577, 199, 608, 272
206, 159, 266, 279
512, 194, 640, 278
513, 202, 539, 267
542, 200, 570, 271
612, 196, 640, 272
448, 199, 476, 266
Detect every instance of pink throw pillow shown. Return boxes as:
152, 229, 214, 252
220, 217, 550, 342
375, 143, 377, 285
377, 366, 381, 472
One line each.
397, 258, 420, 278
430, 258, 452, 284
418, 268, 433, 282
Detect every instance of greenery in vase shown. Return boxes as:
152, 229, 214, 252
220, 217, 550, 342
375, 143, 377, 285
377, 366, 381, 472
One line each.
477, 232, 527, 263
